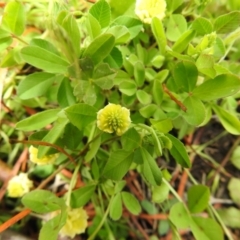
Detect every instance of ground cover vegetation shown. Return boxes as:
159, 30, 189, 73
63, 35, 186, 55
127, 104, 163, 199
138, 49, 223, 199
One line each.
1, 0, 240, 239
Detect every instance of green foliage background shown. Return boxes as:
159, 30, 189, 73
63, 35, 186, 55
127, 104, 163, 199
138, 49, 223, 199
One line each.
1, 0, 240, 239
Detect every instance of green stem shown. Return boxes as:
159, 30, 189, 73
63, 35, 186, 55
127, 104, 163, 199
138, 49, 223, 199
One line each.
66, 161, 81, 206
97, 188, 115, 240
162, 178, 183, 202
12, 34, 28, 45
137, 124, 162, 155
87, 195, 114, 240
209, 205, 234, 240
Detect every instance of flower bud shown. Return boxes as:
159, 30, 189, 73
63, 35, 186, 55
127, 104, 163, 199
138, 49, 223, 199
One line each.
135, 0, 167, 24
7, 173, 33, 198
59, 207, 88, 238
97, 103, 131, 136
29, 145, 59, 165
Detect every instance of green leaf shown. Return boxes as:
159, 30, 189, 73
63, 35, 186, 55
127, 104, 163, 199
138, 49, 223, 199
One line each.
141, 200, 158, 215
77, 57, 94, 78
217, 207, 240, 228
121, 192, 141, 215
166, 14, 187, 42
136, 90, 152, 105
102, 150, 134, 180
74, 81, 97, 106
152, 79, 164, 105
152, 181, 169, 203
166, 134, 190, 168
121, 128, 141, 151
92, 63, 116, 89
63, 123, 83, 150
2, 1, 25, 36
71, 184, 96, 208
172, 30, 196, 53
214, 11, 240, 34
110, 193, 122, 220
213, 37, 225, 59
85, 134, 101, 162
32, 165, 54, 179
21, 46, 69, 73
83, 33, 115, 65
22, 189, 66, 213
108, 0, 135, 18
57, 77, 76, 108
16, 109, 60, 131
228, 178, 240, 204
190, 217, 224, 240
92, 158, 100, 180
112, 16, 142, 39
140, 147, 162, 186
57, 10, 81, 56
1, 48, 18, 67
134, 61, 145, 87
173, 61, 198, 92
182, 96, 206, 126
150, 119, 173, 133
193, 74, 240, 101
107, 25, 130, 44
196, 54, 216, 78
192, 17, 213, 35
38, 116, 69, 157
169, 202, 191, 229
104, 47, 123, 68
114, 181, 126, 194
187, 185, 210, 213
151, 17, 167, 55
65, 103, 97, 130
119, 80, 137, 96
0, 36, 12, 52
0, 29, 13, 52
139, 104, 158, 118
86, 13, 101, 39
39, 212, 67, 240
89, 0, 111, 28
212, 105, 240, 135
166, 0, 183, 12
31, 38, 60, 56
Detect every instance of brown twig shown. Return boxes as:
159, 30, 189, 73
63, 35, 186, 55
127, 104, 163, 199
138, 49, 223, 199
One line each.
139, 213, 168, 220
129, 214, 150, 240
162, 84, 187, 112
10, 139, 76, 166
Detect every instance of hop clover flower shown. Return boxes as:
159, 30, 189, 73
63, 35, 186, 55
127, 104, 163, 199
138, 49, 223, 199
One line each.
7, 173, 33, 198
97, 103, 131, 136
135, 0, 167, 24
59, 207, 88, 238
29, 145, 59, 165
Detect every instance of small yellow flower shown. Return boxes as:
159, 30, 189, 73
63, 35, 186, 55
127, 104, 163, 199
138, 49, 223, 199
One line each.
7, 173, 33, 198
135, 0, 167, 24
97, 103, 131, 136
60, 207, 88, 238
29, 145, 59, 165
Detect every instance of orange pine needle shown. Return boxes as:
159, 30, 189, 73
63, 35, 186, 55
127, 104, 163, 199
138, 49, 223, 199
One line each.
177, 169, 188, 198
0, 209, 32, 233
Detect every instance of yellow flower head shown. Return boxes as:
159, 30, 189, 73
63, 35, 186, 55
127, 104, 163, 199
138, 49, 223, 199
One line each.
135, 0, 167, 24
29, 145, 59, 165
7, 173, 33, 198
60, 207, 88, 238
97, 103, 131, 136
